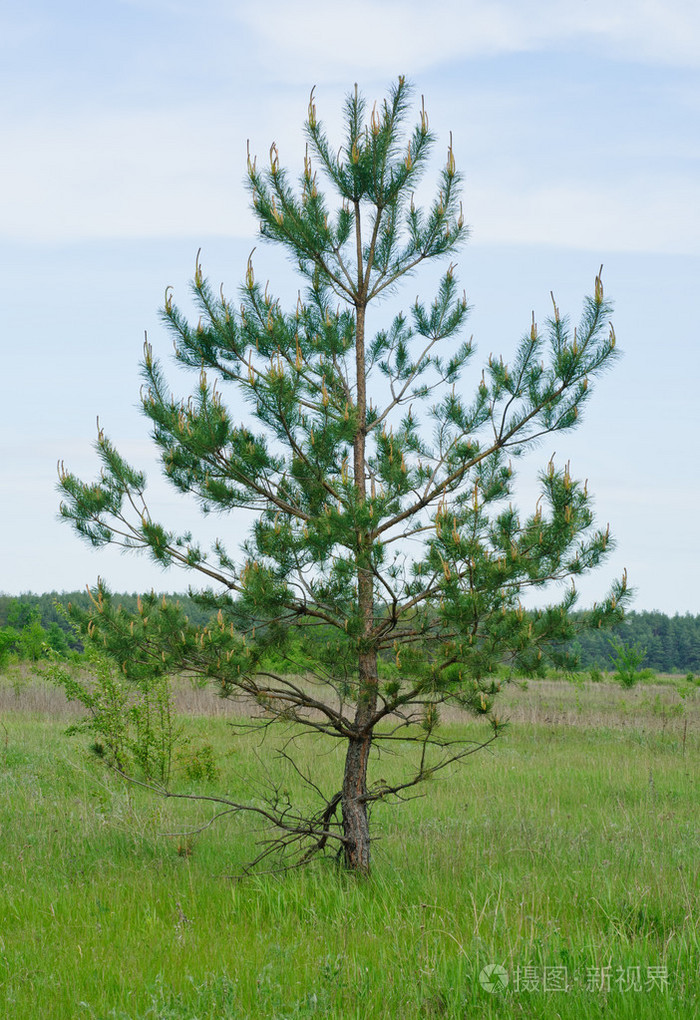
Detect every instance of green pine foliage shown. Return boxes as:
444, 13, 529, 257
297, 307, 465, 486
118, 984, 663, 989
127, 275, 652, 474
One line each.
57, 79, 630, 871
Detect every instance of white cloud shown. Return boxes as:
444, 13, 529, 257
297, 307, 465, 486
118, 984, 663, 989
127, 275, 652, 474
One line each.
3, 93, 698, 253
2, 1, 697, 252
1, 107, 252, 243
467, 176, 700, 254
236, 0, 700, 78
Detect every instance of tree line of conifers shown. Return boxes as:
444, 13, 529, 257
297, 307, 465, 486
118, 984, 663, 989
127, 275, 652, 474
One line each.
0, 592, 698, 675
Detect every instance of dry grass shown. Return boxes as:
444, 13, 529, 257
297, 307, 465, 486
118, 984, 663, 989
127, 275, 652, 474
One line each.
488, 677, 700, 736
1, 664, 697, 743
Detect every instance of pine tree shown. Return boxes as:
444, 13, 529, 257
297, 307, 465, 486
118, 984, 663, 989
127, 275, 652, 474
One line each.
59, 78, 628, 873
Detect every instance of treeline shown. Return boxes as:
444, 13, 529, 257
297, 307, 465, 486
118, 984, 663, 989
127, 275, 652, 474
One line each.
571, 611, 700, 673
1, 592, 698, 674
0, 591, 212, 662
0, 591, 212, 634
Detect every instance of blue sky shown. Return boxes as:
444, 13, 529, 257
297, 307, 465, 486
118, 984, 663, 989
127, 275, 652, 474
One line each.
1, 0, 698, 613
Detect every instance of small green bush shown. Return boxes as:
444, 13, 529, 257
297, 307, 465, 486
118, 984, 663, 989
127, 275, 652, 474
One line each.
609, 637, 647, 688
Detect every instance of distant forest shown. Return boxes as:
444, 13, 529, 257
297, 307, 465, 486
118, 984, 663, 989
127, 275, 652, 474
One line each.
0, 591, 698, 674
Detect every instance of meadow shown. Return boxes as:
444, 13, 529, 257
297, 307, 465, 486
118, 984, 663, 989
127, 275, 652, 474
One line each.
1, 672, 698, 1019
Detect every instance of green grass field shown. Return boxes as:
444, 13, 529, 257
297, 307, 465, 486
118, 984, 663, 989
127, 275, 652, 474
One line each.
1, 674, 698, 1018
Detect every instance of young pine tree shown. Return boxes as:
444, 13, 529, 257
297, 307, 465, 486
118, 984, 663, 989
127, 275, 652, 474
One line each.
59, 79, 628, 873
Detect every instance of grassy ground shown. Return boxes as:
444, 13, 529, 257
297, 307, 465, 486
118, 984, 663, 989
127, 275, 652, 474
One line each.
1, 673, 698, 1019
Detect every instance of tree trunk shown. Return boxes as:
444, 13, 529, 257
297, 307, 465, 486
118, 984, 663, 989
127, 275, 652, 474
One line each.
341, 646, 377, 872
341, 732, 372, 872
342, 222, 377, 873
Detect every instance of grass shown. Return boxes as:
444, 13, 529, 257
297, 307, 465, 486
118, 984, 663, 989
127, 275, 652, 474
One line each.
1, 672, 699, 1018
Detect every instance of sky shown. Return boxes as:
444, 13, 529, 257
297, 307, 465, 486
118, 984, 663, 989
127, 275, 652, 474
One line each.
1, 0, 698, 614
